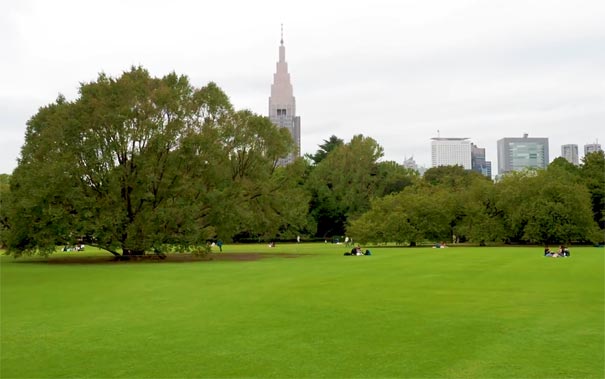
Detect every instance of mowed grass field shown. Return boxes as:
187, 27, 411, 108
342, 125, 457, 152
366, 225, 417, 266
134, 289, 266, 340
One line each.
1, 244, 603, 378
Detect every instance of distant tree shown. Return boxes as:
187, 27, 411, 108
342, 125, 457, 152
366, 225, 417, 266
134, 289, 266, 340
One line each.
5, 67, 298, 258
548, 157, 581, 177
306, 135, 344, 165
374, 161, 418, 197
423, 165, 490, 188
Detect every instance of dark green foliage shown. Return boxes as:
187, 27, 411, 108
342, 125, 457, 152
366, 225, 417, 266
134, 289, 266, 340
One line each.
423, 164, 490, 188
307, 135, 384, 237
349, 161, 600, 245
0, 174, 10, 248
305, 135, 344, 165
496, 168, 599, 244
348, 185, 455, 245
5, 68, 602, 253
5, 67, 304, 257
581, 151, 605, 232
374, 161, 418, 197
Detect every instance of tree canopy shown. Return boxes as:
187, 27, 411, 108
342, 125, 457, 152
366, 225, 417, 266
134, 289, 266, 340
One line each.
3, 67, 602, 256
4, 67, 304, 257
305, 135, 417, 237
305, 135, 344, 165
348, 162, 601, 245
581, 151, 605, 230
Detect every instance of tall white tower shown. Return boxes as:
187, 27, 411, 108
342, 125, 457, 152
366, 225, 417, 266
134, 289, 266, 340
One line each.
268, 26, 301, 165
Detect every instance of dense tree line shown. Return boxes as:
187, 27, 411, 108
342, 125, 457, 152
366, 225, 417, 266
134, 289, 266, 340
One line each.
348, 157, 604, 245
1, 68, 603, 257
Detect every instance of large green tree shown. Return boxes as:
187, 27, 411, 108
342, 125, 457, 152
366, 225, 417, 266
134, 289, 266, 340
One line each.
495, 166, 599, 244
348, 184, 455, 245
421, 165, 502, 244
306, 135, 418, 238
5, 67, 299, 257
451, 176, 506, 244
307, 135, 384, 237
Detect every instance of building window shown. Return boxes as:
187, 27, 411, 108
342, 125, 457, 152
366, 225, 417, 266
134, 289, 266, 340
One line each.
277, 109, 287, 116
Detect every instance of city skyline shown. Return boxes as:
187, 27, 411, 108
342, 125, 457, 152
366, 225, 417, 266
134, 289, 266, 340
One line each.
1, 0, 604, 174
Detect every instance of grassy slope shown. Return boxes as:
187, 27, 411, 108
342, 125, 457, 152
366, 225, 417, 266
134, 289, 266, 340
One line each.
1, 244, 603, 378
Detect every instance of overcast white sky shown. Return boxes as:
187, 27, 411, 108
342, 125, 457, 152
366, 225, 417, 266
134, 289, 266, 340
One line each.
1, 0, 604, 175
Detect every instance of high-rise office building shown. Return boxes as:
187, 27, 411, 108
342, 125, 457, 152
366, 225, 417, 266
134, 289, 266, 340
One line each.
471, 143, 492, 178
497, 134, 549, 175
584, 143, 602, 156
561, 144, 579, 165
431, 138, 471, 169
268, 27, 300, 165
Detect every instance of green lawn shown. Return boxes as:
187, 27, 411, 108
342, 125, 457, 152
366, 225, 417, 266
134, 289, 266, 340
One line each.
1, 244, 603, 378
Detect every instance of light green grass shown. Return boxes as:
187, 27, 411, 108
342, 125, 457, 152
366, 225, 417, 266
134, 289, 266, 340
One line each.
1, 244, 603, 378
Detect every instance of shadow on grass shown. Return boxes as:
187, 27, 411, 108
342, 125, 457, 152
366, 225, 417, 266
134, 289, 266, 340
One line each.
7, 253, 311, 265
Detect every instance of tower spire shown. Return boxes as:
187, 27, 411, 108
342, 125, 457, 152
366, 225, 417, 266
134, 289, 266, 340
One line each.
269, 23, 300, 165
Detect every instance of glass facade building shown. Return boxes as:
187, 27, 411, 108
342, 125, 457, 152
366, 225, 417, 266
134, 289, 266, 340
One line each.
497, 134, 549, 175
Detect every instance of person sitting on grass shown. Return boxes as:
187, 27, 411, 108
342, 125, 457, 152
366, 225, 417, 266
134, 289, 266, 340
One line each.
349, 245, 363, 256
550, 246, 562, 258
543, 247, 570, 258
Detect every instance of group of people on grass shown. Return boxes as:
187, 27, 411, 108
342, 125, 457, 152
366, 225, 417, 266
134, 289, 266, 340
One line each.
344, 245, 371, 256
544, 245, 570, 258
62, 244, 85, 252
